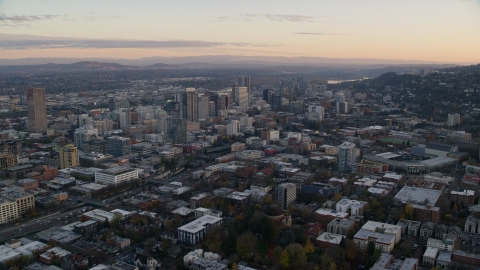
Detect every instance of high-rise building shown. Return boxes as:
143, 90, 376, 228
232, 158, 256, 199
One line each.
271, 94, 282, 111
74, 125, 98, 151
26, 88, 47, 133
278, 183, 296, 210
339, 142, 356, 172
447, 113, 460, 127
307, 105, 325, 120
59, 144, 79, 169
227, 120, 240, 135
197, 94, 210, 119
156, 115, 168, 134
109, 98, 130, 111
107, 136, 131, 157
235, 87, 249, 107
167, 117, 187, 144
237, 76, 250, 92
289, 101, 304, 115
185, 88, 198, 121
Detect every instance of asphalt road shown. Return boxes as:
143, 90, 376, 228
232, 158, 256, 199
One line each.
0, 206, 87, 242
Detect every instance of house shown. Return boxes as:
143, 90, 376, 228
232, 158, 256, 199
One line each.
436, 251, 452, 270
106, 235, 130, 249
420, 222, 435, 239
60, 254, 88, 270
396, 219, 421, 237
134, 255, 160, 270
423, 247, 439, 267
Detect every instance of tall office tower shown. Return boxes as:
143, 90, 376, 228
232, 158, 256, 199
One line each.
118, 110, 131, 128
235, 87, 249, 107
319, 85, 327, 93
447, 113, 460, 127
216, 94, 229, 115
271, 94, 282, 111
231, 83, 237, 107
167, 117, 187, 144
307, 105, 325, 120
59, 144, 79, 169
338, 142, 356, 172
208, 101, 216, 117
156, 115, 168, 134
185, 88, 198, 121
278, 183, 296, 210
197, 94, 210, 119
237, 76, 250, 92
109, 98, 130, 111
107, 136, 131, 157
289, 101, 304, 115
289, 89, 296, 102
338, 102, 350, 114
227, 120, 240, 135
26, 88, 47, 133
74, 125, 98, 151
83, 139, 108, 154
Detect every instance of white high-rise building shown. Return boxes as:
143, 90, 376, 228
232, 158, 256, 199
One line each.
338, 142, 356, 172
227, 120, 240, 135
307, 105, 325, 120
278, 183, 296, 210
447, 113, 460, 127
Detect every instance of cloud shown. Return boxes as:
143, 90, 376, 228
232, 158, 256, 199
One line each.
216, 13, 317, 23
294, 32, 348, 36
0, 13, 58, 23
0, 34, 282, 49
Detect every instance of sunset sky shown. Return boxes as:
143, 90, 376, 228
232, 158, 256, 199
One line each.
1, 0, 479, 63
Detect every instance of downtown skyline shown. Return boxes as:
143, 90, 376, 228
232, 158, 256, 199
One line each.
1, 0, 479, 64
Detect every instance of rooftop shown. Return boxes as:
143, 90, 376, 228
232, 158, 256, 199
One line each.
177, 215, 223, 234
394, 186, 441, 205
423, 247, 439, 258
354, 229, 395, 244
316, 232, 344, 244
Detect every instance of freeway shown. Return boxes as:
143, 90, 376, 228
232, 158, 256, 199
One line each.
0, 206, 87, 243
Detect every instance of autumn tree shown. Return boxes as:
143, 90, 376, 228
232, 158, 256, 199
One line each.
279, 250, 289, 269
405, 204, 415, 220
236, 231, 257, 259
286, 243, 307, 266
304, 238, 315, 255
329, 262, 338, 270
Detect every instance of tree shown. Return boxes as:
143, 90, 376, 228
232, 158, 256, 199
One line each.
304, 239, 314, 255
103, 217, 110, 228
452, 203, 459, 216
232, 262, 239, 270
279, 250, 289, 269
236, 231, 257, 259
329, 262, 338, 270
278, 230, 296, 247
405, 204, 415, 220
285, 243, 306, 266
333, 192, 342, 202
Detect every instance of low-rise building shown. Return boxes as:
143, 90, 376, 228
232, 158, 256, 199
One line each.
422, 247, 439, 267
95, 167, 138, 186
106, 235, 130, 249
427, 235, 457, 251
39, 247, 71, 265
450, 190, 475, 206
177, 215, 223, 246
327, 218, 355, 236
371, 253, 418, 270
353, 229, 395, 253
436, 251, 452, 270
315, 232, 345, 248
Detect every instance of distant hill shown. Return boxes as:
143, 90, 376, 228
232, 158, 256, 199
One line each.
443, 64, 480, 73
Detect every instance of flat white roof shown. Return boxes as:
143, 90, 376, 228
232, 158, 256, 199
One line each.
0, 245, 21, 263
316, 232, 344, 244
451, 190, 475, 196
394, 186, 441, 205
177, 215, 223, 234
423, 246, 439, 258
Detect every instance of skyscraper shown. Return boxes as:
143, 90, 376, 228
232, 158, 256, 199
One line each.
237, 76, 250, 92
26, 88, 47, 132
235, 87, 249, 107
197, 94, 210, 119
185, 88, 198, 121
447, 113, 460, 127
167, 117, 187, 144
107, 136, 131, 157
338, 142, 356, 172
278, 183, 296, 210
59, 144, 79, 169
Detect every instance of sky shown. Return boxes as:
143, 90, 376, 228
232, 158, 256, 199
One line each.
0, 0, 479, 63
